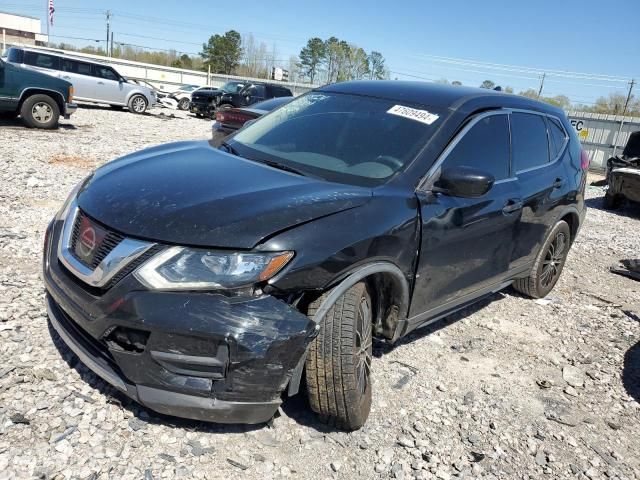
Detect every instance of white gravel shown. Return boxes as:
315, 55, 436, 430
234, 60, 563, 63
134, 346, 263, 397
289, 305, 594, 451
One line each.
0, 106, 639, 480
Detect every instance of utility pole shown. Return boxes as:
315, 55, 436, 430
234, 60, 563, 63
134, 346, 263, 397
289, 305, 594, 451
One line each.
622, 78, 636, 116
110, 32, 114, 58
537, 73, 546, 99
105, 10, 111, 56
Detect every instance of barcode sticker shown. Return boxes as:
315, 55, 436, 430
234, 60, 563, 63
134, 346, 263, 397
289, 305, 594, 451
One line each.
387, 105, 439, 125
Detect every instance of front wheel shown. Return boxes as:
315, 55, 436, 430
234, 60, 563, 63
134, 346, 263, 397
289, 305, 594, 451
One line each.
177, 98, 190, 110
128, 94, 148, 114
305, 282, 373, 431
513, 220, 571, 298
20, 94, 60, 129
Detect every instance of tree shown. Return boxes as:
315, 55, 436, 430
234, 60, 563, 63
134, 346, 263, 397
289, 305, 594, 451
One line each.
451, 80, 463, 86
299, 37, 325, 84
368, 51, 386, 80
480, 80, 496, 89
324, 37, 343, 83
504, 86, 514, 94
201, 30, 243, 74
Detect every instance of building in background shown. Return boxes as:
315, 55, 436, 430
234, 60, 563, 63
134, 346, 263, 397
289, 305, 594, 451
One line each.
0, 12, 48, 54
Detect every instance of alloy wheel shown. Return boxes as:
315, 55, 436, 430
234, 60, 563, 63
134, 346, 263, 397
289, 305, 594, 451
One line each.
540, 232, 567, 288
132, 97, 146, 113
355, 296, 373, 397
32, 102, 53, 124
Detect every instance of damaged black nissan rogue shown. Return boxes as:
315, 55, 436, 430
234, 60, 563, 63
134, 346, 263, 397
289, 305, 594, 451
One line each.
43, 81, 587, 430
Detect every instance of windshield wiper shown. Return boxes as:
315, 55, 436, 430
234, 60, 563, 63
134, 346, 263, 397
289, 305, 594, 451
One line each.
255, 158, 310, 177
220, 141, 241, 157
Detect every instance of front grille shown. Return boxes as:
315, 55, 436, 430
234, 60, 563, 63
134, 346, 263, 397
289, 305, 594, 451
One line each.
71, 210, 125, 269
105, 245, 163, 289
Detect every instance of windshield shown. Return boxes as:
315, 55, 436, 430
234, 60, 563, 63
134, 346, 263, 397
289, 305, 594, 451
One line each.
221, 81, 245, 94
230, 92, 443, 186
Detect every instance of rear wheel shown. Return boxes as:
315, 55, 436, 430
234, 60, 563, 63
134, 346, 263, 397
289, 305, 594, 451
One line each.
305, 282, 373, 431
128, 94, 148, 114
20, 94, 60, 129
178, 98, 190, 110
513, 220, 571, 298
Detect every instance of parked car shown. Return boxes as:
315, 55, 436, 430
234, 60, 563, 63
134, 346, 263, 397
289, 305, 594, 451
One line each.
216, 82, 292, 110
6, 47, 156, 113
0, 57, 76, 128
169, 84, 205, 110
189, 81, 247, 117
43, 81, 587, 430
210, 96, 292, 146
604, 131, 640, 209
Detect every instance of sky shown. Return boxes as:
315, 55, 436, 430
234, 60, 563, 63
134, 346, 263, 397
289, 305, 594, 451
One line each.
2, 0, 639, 106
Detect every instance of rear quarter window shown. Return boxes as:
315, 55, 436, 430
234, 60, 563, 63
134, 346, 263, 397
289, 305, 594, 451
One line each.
24, 52, 59, 70
7, 48, 24, 63
547, 117, 568, 159
511, 112, 550, 172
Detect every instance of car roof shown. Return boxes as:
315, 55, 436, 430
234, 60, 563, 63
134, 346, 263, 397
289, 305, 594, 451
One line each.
318, 80, 564, 116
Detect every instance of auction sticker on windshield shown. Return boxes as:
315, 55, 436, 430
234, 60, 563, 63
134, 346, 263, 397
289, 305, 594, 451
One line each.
387, 105, 439, 125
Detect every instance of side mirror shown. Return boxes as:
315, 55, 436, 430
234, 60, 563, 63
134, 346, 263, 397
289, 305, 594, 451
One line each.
433, 166, 495, 198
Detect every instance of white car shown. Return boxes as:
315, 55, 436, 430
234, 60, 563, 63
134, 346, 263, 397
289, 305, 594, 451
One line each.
169, 85, 204, 110
6, 47, 156, 114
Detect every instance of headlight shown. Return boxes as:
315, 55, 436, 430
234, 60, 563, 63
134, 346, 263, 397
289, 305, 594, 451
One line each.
135, 247, 294, 291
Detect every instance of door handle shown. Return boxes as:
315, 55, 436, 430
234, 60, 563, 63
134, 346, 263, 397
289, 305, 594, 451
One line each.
552, 178, 563, 189
97, 81, 105, 85
62, 75, 71, 80
502, 199, 523, 214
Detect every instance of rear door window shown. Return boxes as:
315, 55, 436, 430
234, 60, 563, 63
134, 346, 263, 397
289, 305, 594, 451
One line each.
24, 52, 59, 70
547, 117, 568, 159
250, 85, 267, 97
511, 112, 550, 172
443, 114, 511, 180
62, 59, 93, 76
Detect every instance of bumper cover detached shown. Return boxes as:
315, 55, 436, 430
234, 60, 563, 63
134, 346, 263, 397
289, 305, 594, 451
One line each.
43, 220, 318, 424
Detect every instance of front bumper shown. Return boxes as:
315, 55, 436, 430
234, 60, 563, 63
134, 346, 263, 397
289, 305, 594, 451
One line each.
43, 218, 317, 424
190, 101, 214, 116
64, 102, 77, 119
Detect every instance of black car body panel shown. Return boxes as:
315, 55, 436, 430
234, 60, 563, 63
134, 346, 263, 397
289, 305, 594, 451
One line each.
43, 81, 587, 424
77, 141, 372, 248
191, 82, 292, 117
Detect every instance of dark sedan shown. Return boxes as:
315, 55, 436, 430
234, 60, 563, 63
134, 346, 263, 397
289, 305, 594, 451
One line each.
210, 97, 292, 147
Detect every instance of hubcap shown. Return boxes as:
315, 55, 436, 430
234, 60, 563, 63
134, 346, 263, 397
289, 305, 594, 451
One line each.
132, 97, 146, 112
355, 296, 373, 396
540, 232, 567, 288
32, 102, 53, 123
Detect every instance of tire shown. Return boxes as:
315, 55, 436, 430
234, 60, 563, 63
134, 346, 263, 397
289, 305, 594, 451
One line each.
603, 192, 622, 210
177, 98, 190, 110
128, 94, 148, 114
20, 95, 60, 129
305, 282, 373, 431
218, 103, 232, 111
513, 220, 571, 299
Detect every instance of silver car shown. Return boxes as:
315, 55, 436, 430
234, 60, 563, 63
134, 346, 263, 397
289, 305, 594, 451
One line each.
6, 47, 155, 113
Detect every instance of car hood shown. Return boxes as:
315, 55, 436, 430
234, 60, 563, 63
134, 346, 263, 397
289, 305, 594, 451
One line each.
77, 141, 372, 248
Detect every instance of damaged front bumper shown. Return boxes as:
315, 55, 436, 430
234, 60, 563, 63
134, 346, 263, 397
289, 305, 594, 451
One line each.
43, 219, 318, 424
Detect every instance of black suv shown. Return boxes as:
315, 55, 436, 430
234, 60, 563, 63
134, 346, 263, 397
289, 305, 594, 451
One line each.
43, 81, 587, 430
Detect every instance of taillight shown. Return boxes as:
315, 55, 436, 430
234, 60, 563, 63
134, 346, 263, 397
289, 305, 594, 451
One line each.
580, 149, 590, 170
216, 111, 253, 125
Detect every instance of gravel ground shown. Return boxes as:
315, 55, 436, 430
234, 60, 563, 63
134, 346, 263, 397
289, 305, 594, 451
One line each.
0, 106, 639, 480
